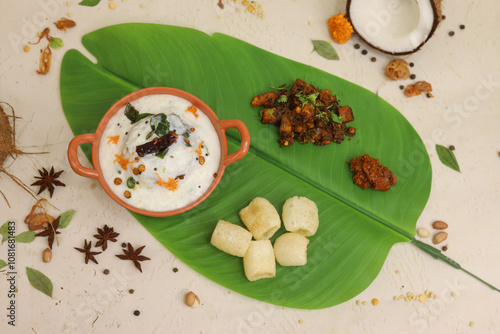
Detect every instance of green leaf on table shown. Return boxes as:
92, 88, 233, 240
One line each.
0, 259, 7, 270
58, 210, 76, 229
14, 231, 36, 243
0, 221, 12, 243
312, 40, 339, 60
26, 267, 53, 298
49, 37, 64, 50
60, 24, 432, 309
436, 144, 461, 172
78, 0, 101, 6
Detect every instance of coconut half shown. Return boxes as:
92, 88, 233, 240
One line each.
346, 0, 441, 55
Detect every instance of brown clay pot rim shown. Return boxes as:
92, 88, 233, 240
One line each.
67, 87, 250, 217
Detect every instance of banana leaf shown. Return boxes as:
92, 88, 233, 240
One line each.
60, 23, 432, 309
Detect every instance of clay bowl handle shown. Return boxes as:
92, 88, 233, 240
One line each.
219, 119, 250, 166
67, 133, 100, 179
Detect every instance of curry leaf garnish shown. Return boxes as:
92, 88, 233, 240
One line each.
58, 210, 76, 229
124, 103, 151, 124
0, 259, 7, 270
155, 147, 169, 159
14, 231, 36, 243
78, 0, 101, 6
331, 114, 343, 124
149, 113, 170, 138
312, 40, 340, 61
436, 144, 461, 172
49, 37, 64, 49
271, 84, 290, 91
26, 267, 53, 298
296, 92, 320, 107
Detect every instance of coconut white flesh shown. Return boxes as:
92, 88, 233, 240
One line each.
348, 0, 436, 54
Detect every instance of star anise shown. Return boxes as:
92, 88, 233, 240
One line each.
116, 243, 151, 273
31, 166, 66, 198
74, 239, 101, 264
36, 216, 61, 249
94, 225, 120, 251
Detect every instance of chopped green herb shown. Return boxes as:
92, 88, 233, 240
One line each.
124, 103, 151, 124
155, 147, 169, 159
147, 113, 169, 139
271, 84, 290, 91
331, 114, 343, 124
49, 37, 64, 49
277, 95, 288, 104
296, 91, 321, 107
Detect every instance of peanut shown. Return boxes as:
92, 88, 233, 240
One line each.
432, 220, 448, 230
432, 231, 448, 244
43, 248, 52, 263
185, 291, 200, 308
416, 228, 430, 238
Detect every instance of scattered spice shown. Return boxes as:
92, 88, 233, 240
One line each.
217, 0, 224, 9
394, 290, 436, 302
133, 310, 140, 316
385, 59, 410, 80
449, 145, 455, 151
24, 45, 30, 53
409, 62, 414, 67
442, 245, 448, 251
370, 57, 376, 62
361, 50, 367, 55
348, 154, 397, 191
449, 31, 455, 37
399, 85, 404, 90
469, 321, 475, 327
74, 239, 101, 264
416, 228, 430, 238
138, 164, 146, 172
24, 199, 55, 231
354, 43, 360, 49
54, 17, 76, 31
109, 2, 117, 9
432, 220, 448, 230
460, 24, 465, 30
327, 13, 353, 44
116, 243, 151, 272
124, 190, 131, 199
129, 289, 135, 294
404, 81, 432, 97
122, 243, 127, 248
173, 267, 178, 273
371, 298, 379, 306
36, 216, 61, 249
442, 15, 446, 20
94, 225, 120, 251
103, 269, 110, 275
31, 166, 65, 198
114, 178, 122, 185
410, 74, 416, 80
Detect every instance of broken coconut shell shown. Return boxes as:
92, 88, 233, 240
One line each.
346, 0, 442, 55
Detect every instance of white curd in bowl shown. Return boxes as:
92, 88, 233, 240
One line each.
99, 94, 221, 212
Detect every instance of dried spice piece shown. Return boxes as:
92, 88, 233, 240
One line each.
116, 243, 151, 273
385, 59, 410, 80
36, 216, 61, 250
31, 166, 65, 198
217, 0, 224, 9
94, 225, 120, 251
37, 44, 52, 75
327, 13, 353, 44
404, 81, 433, 97
74, 239, 101, 264
54, 17, 76, 31
24, 199, 55, 231
136, 132, 178, 157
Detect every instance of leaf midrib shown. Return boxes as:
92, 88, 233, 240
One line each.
226, 135, 413, 241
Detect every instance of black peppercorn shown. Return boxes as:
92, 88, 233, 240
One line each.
354, 43, 360, 49
409, 62, 414, 67
449, 31, 455, 37
410, 74, 416, 80
449, 145, 455, 151
459, 24, 465, 30
399, 85, 404, 90
133, 310, 140, 316
361, 50, 368, 55
103, 269, 110, 275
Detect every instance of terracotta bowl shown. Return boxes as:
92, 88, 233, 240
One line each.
67, 87, 250, 217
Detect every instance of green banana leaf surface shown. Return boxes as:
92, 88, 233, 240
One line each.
60, 23, 432, 309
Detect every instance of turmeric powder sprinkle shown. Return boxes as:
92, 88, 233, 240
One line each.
156, 173, 179, 191
113, 150, 132, 170
107, 135, 119, 144
327, 13, 353, 44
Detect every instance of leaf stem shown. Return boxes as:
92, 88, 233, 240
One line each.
411, 238, 500, 293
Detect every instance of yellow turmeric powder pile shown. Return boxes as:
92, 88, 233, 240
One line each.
327, 13, 353, 44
